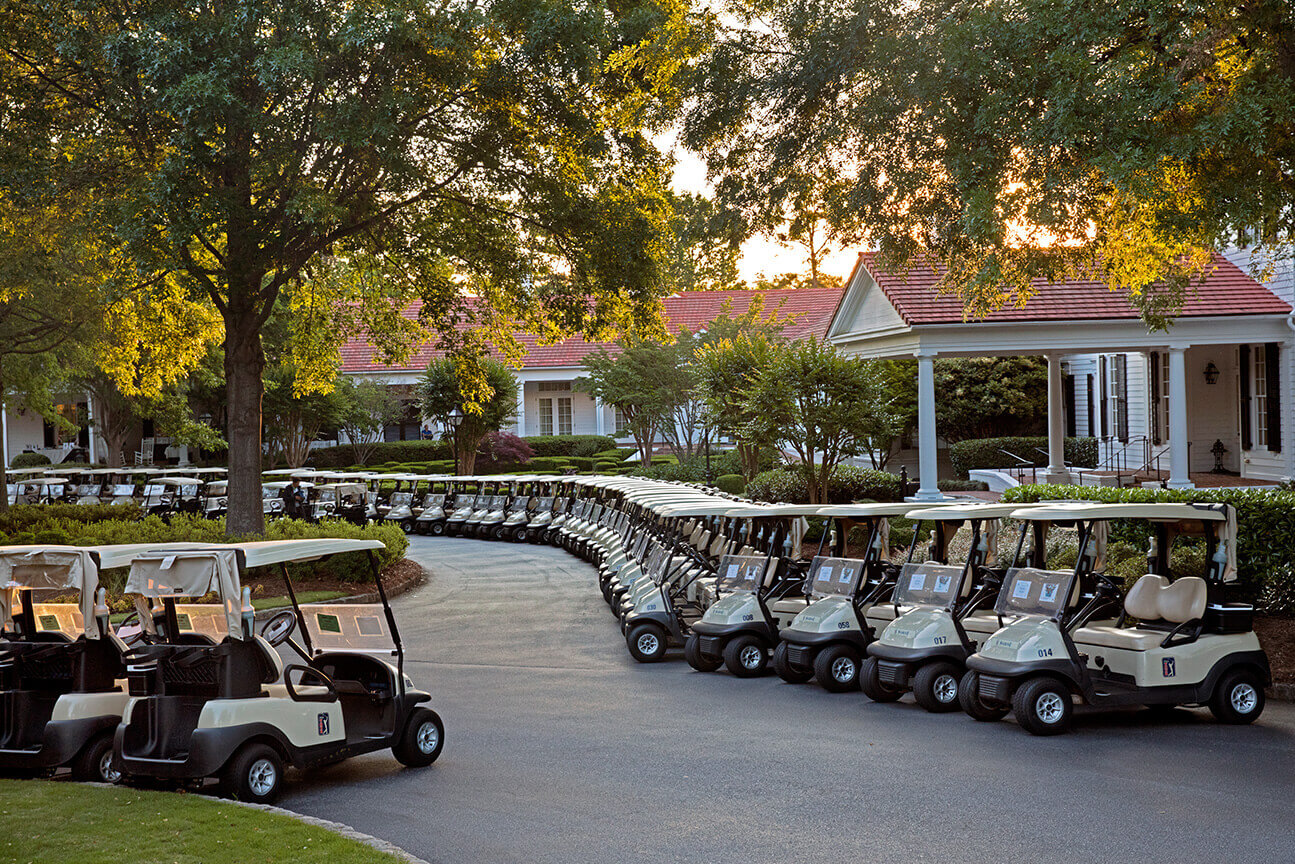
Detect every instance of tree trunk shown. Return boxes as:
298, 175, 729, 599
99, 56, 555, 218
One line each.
225, 309, 267, 535
0, 370, 7, 514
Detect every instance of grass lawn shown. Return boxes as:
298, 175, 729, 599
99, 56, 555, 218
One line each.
252, 589, 349, 610
0, 780, 404, 864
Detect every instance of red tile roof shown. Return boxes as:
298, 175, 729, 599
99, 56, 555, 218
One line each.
856, 251, 1290, 326
339, 286, 845, 373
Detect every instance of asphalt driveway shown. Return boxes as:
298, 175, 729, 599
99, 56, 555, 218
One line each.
283, 536, 1295, 864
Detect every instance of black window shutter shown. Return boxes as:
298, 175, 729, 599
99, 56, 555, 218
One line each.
1086, 374, 1095, 437
1266, 341, 1281, 453
1099, 357, 1109, 437
1149, 351, 1161, 445
1064, 374, 1077, 437
1240, 345, 1252, 450
1115, 355, 1129, 442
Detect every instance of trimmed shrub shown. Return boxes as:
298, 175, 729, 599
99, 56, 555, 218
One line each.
476, 432, 533, 469
948, 436, 1098, 478
1002, 483, 1295, 610
592, 448, 635, 462
11, 452, 52, 468
715, 474, 746, 495
938, 479, 990, 493
0, 504, 143, 535
522, 435, 616, 457
309, 440, 453, 468
594, 461, 620, 473
747, 465, 904, 504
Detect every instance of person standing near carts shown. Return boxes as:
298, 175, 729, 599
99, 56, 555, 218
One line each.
278, 477, 307, 519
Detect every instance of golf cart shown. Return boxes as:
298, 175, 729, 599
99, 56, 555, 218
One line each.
13, 477, 67, 507
142, 477, 204, 519
0, 544, 207, 782
202, 481, 229, 519
859, 503, 1018, 710
114, 538, 443, 802
310, 482, 369, 525
412, 477, 455, 536
261, 480, 313, 519
444, 481, 481, 537
962, 502, 1268, 734
382, 475, 426, 533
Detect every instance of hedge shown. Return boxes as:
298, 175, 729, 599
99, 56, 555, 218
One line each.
715, 474, 746, 495
0, 512, 407, 587
949, 436, 1098, 478
747, 465, 904, 504
938, 479, 990, 493
1002, 484, 1295, 611
0, 504, 143, 534
521, 435, 617, 457
11, 452, 52, 468
308, 440, 453, 468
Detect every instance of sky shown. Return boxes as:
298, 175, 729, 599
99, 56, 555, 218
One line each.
662, 134, 861, 286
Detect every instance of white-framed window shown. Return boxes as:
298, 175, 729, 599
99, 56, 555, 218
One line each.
539, 399, 554, 436
537, 381, 570, 393
557, 397, 572, 435
614, 406, 627, 434
1254, 345, 1268, 448
538, 397, 573, 436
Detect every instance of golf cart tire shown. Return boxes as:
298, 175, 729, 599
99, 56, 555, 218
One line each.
627, 623, 668, 663
723, 634, 769, 678
813, 644, 862, 693
1012, 677, 1073, 736
860, 657, 902, 703
913, 660, 963, 713
394, 707, 445, 767
222, 742, 285, 804
1208, 668, 1265, 725
430, 522, 446, 536
400, 520, 414, 534
514, 528, 528, 543
71, 732, 119, 784
958, 670, 1009, 721
773, 642, 813, 684
684, 633, 722, 672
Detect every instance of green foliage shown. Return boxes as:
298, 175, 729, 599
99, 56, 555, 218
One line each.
9, 452, 51, 468
663, 192, 744, 293
938, 479, 990, 493
747, 465, 903, 504
522, 436, 618, 458
311, 440, 454, 469
0, 504, 142, 535
949, 437, 1098, 478
715, 473, 746, 494
1002, 484, 1295, 608
936, 358, 1049, 443
420, 357, 517, 474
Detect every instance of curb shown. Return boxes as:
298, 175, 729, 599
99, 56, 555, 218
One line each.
252, 560, 426, 621
1268, 683, 1295, 703
226, 799, 432, 864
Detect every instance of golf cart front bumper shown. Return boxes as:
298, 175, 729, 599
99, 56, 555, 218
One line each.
0, 715, 118, 771
778, 627, 871, 665
688, 620, 774, 657
965, 655, 1081, 705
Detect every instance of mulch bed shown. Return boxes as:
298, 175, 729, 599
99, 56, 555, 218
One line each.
245, 557, 424, 601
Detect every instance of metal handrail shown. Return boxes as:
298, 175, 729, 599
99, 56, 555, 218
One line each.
998, 448, 1037, 485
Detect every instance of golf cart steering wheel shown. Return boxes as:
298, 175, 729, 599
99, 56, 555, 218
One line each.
260, 610, 298, 647
114, 611, 149, 646
1093, 571, 1122, 594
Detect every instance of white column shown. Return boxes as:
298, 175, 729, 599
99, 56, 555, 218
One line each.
914, 352, 942, 500
85, 392, 98, 465
594, 396, 606, 436
1045, 353, 1070, 484
515, 381, 526, 436
1166, 345, 1194, 489
1, 400, 8, 469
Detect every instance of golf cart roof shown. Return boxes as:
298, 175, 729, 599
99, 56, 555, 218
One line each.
234, 538, 386, 567
83, 468, 120, 475
737, 503, 842, 517
263, 468, 318, 477
14, 477, 66, 486
6, 467, 49, 477
1008, 502, 1230, 523
262, 480, 315, 490
906, 502, 1028, 521
204, 481, 228, 492
188, 467, 228, 475
155, 477, 203, 486
815, 501, 954, 519
655, 502, 770, 517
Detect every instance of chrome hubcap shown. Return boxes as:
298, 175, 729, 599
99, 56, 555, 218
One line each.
1231, 683, 1258, 714
934, 674, 958, 703
1036, 692, 1065, 724
637, 633, 660, 654
248, 758, 277, 797
99, 750, 121, 784
831, 657, 856, 682
740, 646, 764, 669
416, 720, 440, 754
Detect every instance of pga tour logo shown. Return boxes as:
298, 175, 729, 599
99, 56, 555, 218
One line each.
318, 713, 330, 735
1162, 658, 1176, 678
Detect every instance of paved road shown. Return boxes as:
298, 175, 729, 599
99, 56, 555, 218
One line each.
285, 537, 1295, 864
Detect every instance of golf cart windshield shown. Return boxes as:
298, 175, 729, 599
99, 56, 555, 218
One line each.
995, 567, 1075, 620
534, 496, 554, 510
30, 604, 84, 639
715, 555, 768, 592
299, 603, 397, 657
488, 496, 506, 508
0, 547, 99, 637
806, 556, 867, 598
169, 604, 228, 641
389, 492, 413, 506
893, 563, 966, 610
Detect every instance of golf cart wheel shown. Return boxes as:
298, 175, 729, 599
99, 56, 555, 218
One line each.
515, 528, 528, 543
626, 623, 668, 663
813, 644, 862, 693
957, 670, 1009, 721
399, 519, 414, 534
723, 634, 769, 678
1012, 677, 1073, 736
1209, 668, 1265, 725
860, 657, 902, 703
222, 743, 284, 804
773, 642, 813, 684
394, 708, 445, 767
684, 632, 722, 672
71, 733, 121, 784
430, 522, 446, 536
494, 526, 508, 541
913, 661, 963, 713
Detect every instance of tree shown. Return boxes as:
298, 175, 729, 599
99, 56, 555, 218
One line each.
935, 357, 1049, 444
420, 357, 517, 475
576, 342, 675, 465
748, 338, 901, 504
662, 193, 745, 293
686, 0, 1294, 327
3, 0, 696, 532
339, 380, 404, 467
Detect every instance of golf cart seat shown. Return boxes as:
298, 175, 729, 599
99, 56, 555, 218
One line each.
1073, 574, 1208, 652
963, 612, 1002, 636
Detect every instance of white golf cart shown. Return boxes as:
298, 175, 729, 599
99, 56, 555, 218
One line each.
113, 538, 443, 802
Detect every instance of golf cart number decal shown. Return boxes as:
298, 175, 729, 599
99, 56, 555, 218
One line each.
933, 575, 953, 594
316, 613, 342, 633
1040, 583, 1060, 603
932, 636, 947, 645
318, 713, 330, 735
1037, 648, 1053, 657
1162, 658, 1176, 678
908, 573, 926, 591
37, 614, 59, 630
838, 621, 851, 629
741, 614, 755, 621
1012, 579, 1033, 600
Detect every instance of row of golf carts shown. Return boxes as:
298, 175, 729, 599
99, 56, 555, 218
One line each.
0, 538, 442, 802
6, 467, 229, 516
439, 474, 1269, 736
